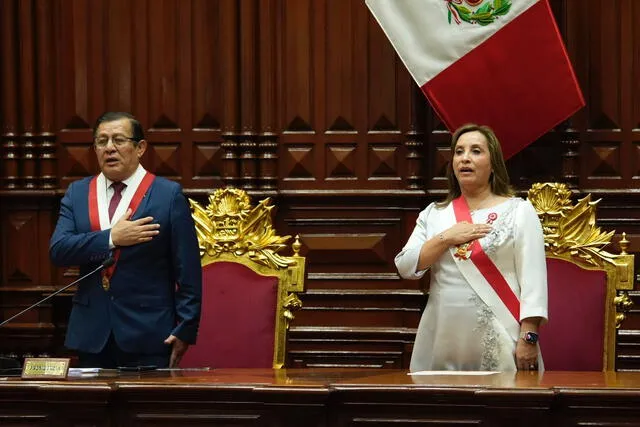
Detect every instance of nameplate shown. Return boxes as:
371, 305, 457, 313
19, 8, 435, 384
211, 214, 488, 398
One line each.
21, 358, 70, 380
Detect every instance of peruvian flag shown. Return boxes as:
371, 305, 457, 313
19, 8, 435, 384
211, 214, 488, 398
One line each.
365, 0, 585, 159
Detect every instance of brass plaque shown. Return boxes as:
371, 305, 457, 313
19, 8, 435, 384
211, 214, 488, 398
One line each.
21, 358, 70, 380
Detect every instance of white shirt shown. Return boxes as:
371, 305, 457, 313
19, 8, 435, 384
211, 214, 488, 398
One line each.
104, 164, 147, 249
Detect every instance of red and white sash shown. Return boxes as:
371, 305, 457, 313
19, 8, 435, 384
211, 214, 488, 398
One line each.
88, 171, 155, 285
450, 196, 520, 340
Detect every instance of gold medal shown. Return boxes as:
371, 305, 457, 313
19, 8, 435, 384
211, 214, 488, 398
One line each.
454, 243, 471, 260
101, 275, 110, 291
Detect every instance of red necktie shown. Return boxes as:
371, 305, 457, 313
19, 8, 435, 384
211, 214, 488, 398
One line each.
108, 182, 126, 221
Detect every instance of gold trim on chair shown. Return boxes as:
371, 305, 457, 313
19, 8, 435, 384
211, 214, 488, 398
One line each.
528, 182, 634, 371
189, 188, 305, 368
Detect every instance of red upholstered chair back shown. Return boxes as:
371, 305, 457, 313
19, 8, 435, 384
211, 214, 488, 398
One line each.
183, 188, 306, 369
528, 182, 635, 372
180, 261, 279, 368
541, 258, 606, 371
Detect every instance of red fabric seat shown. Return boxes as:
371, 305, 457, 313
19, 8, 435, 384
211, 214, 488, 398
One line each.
180, 262, 279, 368
540, 258, 606, 371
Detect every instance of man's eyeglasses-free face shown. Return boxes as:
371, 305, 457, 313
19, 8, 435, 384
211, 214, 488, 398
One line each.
94, 135, 137, 148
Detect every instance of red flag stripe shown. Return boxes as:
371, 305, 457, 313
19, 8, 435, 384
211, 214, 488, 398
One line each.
422, 0, 584, 159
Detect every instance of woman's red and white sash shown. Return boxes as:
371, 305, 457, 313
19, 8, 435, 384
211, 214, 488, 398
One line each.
88, 171, 155, 289
450, 196, 520, 340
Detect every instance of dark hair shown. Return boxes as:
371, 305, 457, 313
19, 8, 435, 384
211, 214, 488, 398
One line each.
93, 112, 144, 143
438, 123, 514, 207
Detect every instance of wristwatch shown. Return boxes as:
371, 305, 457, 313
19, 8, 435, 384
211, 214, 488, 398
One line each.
520, 331, 539, 345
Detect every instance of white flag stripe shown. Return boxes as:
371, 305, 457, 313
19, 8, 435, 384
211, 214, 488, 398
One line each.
365, 0, 538, 84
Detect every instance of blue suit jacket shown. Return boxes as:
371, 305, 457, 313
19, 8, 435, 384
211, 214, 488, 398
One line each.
49, 176, 202, 354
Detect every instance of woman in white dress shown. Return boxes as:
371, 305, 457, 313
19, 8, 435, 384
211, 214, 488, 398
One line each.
395, 124, 547, 372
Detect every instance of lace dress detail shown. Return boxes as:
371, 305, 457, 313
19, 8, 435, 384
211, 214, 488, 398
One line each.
472, 199, 518, 257
471, 294, 501, 371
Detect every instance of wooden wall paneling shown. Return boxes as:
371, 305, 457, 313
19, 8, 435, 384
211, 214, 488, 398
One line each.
280, 195, 426, 368
278, 0, 411, 192
279, 0, 319, 190
575, 1, 627, 190
567, 0, 640, 368
55, 0, 101, 189
424, 96, 451, 194
560, 127, 581, 189
1, 0, 20, 189
132, 0, 149, 169
421, 70, 455, 194
274, 0, 429, 367
143, 0, 184, 183
324, 0, 361, 188
36, 0, 57, 190
612, 0, 633, 186
630, 0, 640, 189
171, 0, 192, 182
105, 0, 133, 112
0, 197, 58, 355
563, 0, 593, 188
191, 0, 226, 191
404, 86, 425, 191
619, 291, 640, 370
367, 6, 416, 192
177, 0, 193, 187
18, 0, 37, 190
239, 0, 258, 190
288, 290, 423, 369
0, 0, 60, 358
259, 0, 278, 192
220, 0, 241, 188
555, 0, 582, 189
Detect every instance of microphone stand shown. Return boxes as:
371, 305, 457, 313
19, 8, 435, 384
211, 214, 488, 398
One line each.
0, 257, 115, 328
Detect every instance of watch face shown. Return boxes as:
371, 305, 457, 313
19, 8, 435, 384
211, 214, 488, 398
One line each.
524, 332, 539, 344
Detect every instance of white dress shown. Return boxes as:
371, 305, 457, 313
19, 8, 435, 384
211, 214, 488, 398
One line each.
395, 198, 548, 372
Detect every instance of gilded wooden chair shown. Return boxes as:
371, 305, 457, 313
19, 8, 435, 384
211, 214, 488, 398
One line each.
180, 188, 305, 369
528, 183, 634, 371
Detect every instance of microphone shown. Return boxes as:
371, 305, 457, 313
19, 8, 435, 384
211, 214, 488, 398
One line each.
0, 257, 115, 328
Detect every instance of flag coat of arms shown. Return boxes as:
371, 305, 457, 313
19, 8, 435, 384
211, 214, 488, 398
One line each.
365, 0, 585, 159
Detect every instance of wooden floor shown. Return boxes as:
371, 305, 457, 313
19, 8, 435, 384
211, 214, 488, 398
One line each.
2, 368, 640, 426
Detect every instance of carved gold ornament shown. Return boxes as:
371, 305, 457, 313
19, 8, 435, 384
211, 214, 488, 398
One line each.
190, 188, 295, 270
528, 182, 614, 267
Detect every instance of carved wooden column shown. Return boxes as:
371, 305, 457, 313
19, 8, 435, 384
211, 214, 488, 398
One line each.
560, 122, 580, 189
557, 0, 581, 189
406, 86, 425, 190
36, 0, 57, 189
221, 0, 241, 188
1, 0, 19, 189
258, 0, 278, 192
239, 134, 258, 190
238, 0, 258, 190
18, 0, 38, 189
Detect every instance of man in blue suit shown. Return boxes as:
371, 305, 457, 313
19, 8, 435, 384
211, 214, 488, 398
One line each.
50, 112, 202, 369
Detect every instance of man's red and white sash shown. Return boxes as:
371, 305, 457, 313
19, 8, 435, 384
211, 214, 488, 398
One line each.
449, 196, 521, 341
88, 171, 155, 285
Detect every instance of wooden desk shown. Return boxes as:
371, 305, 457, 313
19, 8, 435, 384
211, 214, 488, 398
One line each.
1, 369, 640, 426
